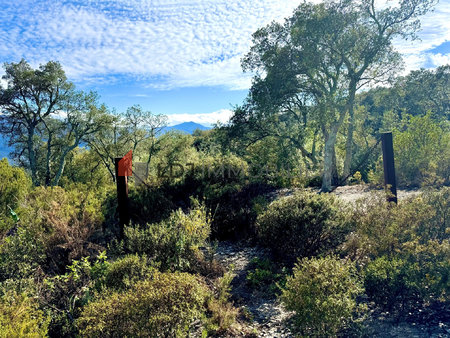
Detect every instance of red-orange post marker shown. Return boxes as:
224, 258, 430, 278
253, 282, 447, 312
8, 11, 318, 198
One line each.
115, 150, 132, 238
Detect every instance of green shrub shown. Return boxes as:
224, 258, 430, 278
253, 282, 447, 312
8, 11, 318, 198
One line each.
128, 184, 175, 225
394, 113, 449, 187
246, 258, 287, 295
256, 191, 352, 264
0, 158, 31, 236
205, 270, 239, 334
0, 226, 46, 281
77, 271, 208, 337
42, 253, 109, 336
103, 254, 155, 291
343, 188, 449, 262
344, 189, 450, 313
18, 185, 105, 273
364, 241, 449, 312
125, 201, 210, 271
281, 256, 364, 336
0, 293, 49, 337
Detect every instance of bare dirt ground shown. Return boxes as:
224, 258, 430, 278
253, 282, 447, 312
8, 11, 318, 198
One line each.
331, 184, 422, 204
211, 186, 449, 337
214, 241, 293, 337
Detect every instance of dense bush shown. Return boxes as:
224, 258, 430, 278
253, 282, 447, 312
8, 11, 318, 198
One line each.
394, 114, 449, 187
281, 256, 364, 336
125, 201, 210, 271
103, 254, 155, 291
42, 253, 109, 336
0, 293, 49, 337
0, 158, 31, 236
256, 191, 352, 263
343, 189, 449, 262
18, 185, 105, 273
364, 240, 449, 312
77, 271, 208, 337
343, 189, 450, 313
0, 226, 46, 281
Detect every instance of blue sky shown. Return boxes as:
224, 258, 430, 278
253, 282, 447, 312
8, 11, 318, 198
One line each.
1, 0, 449, 126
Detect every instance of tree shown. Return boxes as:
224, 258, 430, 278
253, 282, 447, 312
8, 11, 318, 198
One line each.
87, 105, 167, 182
0, 60, 114, 186
121, 105, 167, 176
0, 59, 73, 185
235, 0, 436, 191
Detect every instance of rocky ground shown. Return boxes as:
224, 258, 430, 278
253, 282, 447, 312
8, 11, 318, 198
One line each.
214, 241, 449, 337
214, 241, 293, 337
211, 186, 449, 337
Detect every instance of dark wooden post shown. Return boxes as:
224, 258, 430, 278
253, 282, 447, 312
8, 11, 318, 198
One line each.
381, 132, 397, 204
115, 157, 130, 238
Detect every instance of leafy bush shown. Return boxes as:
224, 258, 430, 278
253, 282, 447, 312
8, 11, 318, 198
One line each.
103, 254, 155, 291
344, 189, 450, 313
0, 226, 46, 281
281, 256, 364, 336
0, 293, 49, 337
364, 240, 449, 312
128, 184, 175, 226
256, 191, 352, 264
77, 271, 208, 337
343, 188, 449, 262
205, 270, 239, 334
18, 185, 105, 273
395, 114, 449, 187
246, 258, 287, 295
0, 158, 31, 236
42, 253, 109, 336
125, 201, 210, 271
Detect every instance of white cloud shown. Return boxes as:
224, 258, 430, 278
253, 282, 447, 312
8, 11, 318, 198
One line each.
0, 0, 448, 91
167, 108, 233, 126
0, 0, 299, 90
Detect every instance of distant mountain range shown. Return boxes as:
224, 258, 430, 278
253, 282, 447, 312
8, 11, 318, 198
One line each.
0, 122, 211, 160
161, 121, 211, 134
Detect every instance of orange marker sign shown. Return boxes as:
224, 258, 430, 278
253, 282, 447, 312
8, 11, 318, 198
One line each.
118, 150, 133, 176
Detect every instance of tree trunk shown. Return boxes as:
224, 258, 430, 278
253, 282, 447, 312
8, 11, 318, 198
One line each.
322, 130, 337, 192
28, 126, 38, 186
52, 144, 77, 186
45, 132, 53, 186
343, 82, 356, 180
332, 146, 339, 186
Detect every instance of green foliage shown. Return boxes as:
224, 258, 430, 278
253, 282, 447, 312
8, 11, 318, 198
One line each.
59, 148, 112, 189
364, 241, 449, 312
281, 255, 364, 336
125, 202, 210, 271
394, 114, 449, 187
19, 185, 105, 273
0, 293, 49, 337
343, 189, 449, 262
204, 269, 239, 334
128, 184, 175, 225
42, 253, 108, 336
77, 271, 208, 337
246, 258, 287, 295
256, 191, 352, 264
103, 254, 155, 291
344, 189, 449, 313
0, 158, 31, 235
0, 226, 46, 281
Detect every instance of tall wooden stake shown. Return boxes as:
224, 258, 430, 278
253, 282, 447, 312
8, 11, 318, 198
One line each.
381, 132, 397, 204
115, 157, 130, 238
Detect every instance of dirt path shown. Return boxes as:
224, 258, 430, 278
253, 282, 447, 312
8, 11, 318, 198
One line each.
214, 241, 293, 337
214, 241, 449, 338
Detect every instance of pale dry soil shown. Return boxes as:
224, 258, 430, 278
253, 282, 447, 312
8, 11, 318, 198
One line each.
211, 186, 449, 337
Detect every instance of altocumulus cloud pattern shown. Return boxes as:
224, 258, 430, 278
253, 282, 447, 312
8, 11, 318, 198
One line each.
0, 0, 449, 91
